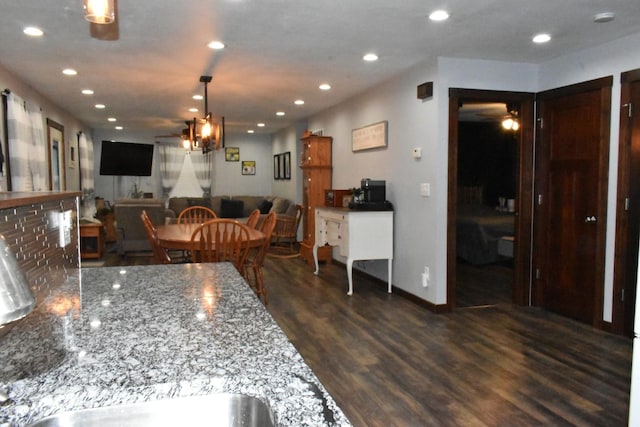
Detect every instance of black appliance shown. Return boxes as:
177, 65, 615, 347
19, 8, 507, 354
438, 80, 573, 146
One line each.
349, 178, 393, 211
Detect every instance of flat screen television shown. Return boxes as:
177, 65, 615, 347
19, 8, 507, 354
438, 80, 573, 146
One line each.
99, 141, 154, 176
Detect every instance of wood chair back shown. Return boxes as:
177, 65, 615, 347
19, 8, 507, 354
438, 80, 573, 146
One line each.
190, 219, 251, 271
246, 209, 261, 229
141, 210, 172, 264
178, 206, 217, 224
243, 212, 277, 304
269, 204, 303, 256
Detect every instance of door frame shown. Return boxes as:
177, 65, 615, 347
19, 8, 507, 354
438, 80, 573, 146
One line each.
448, 89, 535, 309
533, 77, 612, 327
612, 69, 640, 336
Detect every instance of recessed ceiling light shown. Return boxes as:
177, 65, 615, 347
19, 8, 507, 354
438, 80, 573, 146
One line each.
363, 53, 378, 62
23, 26, 43, 37
81, 89, 94, 95
62, 68, 78, 76
247, 129, 255, 134
95, 104, 106, 109
276, 111, 285, 116
429, 10, 449, 21
189, 108, 198, 113
108, 117, 117, 122
319, 83, 331, 91
115, 126, 123, 130
532, 33, 551, 44
192, 95, 203, 100
294, 99, 305, 105
593, 12, 615, 23
257, 123, 265, 127
208, 40, 225, 50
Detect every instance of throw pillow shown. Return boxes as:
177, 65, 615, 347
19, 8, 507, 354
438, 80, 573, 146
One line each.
220, 199, 244, 218
187, 198, 212, 209
258, 199, 273, 214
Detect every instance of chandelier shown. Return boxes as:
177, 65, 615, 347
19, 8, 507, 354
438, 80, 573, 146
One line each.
182, 76, 225, 154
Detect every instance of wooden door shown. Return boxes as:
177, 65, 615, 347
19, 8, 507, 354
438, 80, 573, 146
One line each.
612, 69, 640, 336
534, 77, 612, 325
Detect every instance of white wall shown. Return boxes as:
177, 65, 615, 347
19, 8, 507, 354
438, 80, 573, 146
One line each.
92, 130, 274, 203
537, 31, 640, 322
0, 63, 90, 192
305, 57, 538, 304
306, 60, 442, 301
302, 34, 640, 317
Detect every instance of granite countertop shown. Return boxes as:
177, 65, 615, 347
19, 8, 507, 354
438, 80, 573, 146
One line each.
0, 263, 350, 426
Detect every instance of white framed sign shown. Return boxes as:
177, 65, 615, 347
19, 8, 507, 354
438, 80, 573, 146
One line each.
352, 121, 388, 152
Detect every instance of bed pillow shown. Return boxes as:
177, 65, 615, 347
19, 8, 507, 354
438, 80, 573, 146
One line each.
220, 199, 244, 218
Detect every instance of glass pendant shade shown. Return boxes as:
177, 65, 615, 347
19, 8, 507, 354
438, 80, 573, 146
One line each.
84, 0, 115, 24
0, 237, 35, 325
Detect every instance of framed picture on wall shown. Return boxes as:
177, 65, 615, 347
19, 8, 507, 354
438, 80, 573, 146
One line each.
242, 160, 256, 175
225, 147, 239, 161
273, 154, 280, 179
283, 151, 291, 179
68, 139, 76, 169
46, 118, 65, 191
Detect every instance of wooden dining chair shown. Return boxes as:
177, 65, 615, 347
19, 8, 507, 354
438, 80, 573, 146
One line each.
268, 204, 303, 258
141, 210, 172, 264
245, 208, 261, 229
178, 205, 217, 224
243, 212, 276, 304
190, 219, 252, 272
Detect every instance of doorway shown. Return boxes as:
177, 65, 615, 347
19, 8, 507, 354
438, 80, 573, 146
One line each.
533, 77, 612, 326
612, 69, 640, 336
447, 89, 535, 309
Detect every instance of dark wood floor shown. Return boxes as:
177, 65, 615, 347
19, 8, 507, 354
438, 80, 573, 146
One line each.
456, 260, 513, 308
100, 250, 633, 426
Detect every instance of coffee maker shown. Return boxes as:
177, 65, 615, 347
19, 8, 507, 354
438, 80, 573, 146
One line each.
350, 178, 393, 210
362, 178, 385, 203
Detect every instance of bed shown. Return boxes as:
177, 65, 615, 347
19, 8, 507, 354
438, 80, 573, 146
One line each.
456, 187, 515, 265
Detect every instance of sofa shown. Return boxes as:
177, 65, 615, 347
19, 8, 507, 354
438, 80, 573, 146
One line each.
166, 195, 296, 220
114, 198, 166, 256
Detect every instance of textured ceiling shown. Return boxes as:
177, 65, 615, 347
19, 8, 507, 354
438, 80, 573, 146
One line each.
0, 0, 639, 137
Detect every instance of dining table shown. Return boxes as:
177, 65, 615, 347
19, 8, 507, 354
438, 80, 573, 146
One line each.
156, 222, 266, 251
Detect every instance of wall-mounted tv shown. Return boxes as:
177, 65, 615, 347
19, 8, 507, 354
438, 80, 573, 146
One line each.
99, 141, 154, 176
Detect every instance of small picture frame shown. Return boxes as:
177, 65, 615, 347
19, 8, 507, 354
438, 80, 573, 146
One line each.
283, 151, 291, 180
273, 154, 281, 179
242, 160, 256, 175
225, 147, 240, 161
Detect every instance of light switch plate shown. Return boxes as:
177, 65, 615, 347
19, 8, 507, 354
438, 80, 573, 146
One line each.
420, 183, 430, 197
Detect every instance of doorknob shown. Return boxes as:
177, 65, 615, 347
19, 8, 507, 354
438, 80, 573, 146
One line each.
584, 215, 597, 223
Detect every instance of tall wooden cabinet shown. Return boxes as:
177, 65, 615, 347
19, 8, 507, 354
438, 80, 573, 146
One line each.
300, 134, 333, 265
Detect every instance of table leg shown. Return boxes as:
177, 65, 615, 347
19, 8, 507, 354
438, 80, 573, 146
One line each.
346, 258, 354, 295
387, 258, 393, 293
313, 244, 320, 275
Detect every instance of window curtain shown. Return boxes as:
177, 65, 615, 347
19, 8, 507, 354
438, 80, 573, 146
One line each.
158, 144, 185, 198
79, 132, 96, 218
191, 150, 213, 197
6, 93, 47, 191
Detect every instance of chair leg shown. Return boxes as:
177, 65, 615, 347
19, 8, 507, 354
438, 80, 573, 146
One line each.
255, 266, 267, 305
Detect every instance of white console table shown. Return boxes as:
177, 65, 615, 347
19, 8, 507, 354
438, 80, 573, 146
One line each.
313, 207, 393, 295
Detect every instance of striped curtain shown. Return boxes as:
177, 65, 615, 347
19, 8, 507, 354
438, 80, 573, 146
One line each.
158, 144, 184, 198
79, 132, 96, 218
191, 150, 213, 197
6, 93, 47, 191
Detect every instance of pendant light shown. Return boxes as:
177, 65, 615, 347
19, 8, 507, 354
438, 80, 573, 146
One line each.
84, 0, 115, 24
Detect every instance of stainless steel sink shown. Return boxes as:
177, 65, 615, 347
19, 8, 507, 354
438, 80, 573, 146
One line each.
28, 393, 275, 427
